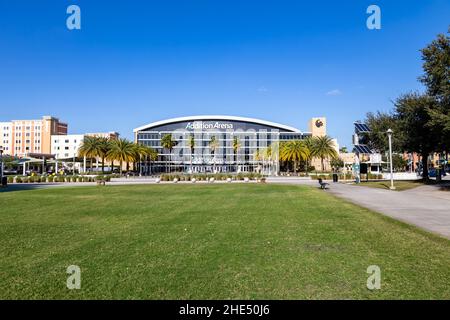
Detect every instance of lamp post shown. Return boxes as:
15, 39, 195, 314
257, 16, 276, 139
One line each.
387, 129, 395, 190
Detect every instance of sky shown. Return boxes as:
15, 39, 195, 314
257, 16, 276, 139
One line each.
0, 1, 449, 148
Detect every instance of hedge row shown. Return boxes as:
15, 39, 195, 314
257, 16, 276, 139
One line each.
8, 175, 113, 183
159, 173, 264, 182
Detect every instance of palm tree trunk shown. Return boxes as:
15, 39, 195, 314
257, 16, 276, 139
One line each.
119, 160, 123, 175
101, 156, 105, 174
190, 148, 193, 173
321, 157, 325, 172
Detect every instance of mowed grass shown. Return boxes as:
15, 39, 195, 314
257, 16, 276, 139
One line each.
1, 184, 450, 299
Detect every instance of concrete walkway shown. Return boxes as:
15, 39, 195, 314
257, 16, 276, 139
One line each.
327, 183, 450, 239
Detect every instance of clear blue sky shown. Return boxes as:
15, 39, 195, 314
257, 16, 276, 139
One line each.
0, 1, 449, 147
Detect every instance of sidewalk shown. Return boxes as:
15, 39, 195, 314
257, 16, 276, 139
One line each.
327, 183, 450, 239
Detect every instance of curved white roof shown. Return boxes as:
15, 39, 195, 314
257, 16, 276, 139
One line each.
133, 115, 301, 133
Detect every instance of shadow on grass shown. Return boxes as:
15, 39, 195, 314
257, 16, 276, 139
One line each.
363, 178, 450, 191
0, 184, 55, 193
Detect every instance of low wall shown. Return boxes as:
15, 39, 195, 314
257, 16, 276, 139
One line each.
382, 172, 420, 180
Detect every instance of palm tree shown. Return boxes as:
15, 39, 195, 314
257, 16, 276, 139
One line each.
303, 136, 314, 174
161, 134, 177, 173
107, 138, 135, 175
280, 140, 309, 173
134, 144, 157, 176
147, 147, 158, 175
97, 137, 111, 174
209, 136, 219, 173
253, 149, 260, 173
232, 136, 241, 173
188, 135, 195, 173
78, 136, 100, 172
311, 135, 338, 172
261, 145, 274, 174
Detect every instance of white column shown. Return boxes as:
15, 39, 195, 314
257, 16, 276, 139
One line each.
83, 156, 86, 173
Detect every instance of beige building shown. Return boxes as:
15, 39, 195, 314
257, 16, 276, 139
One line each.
307, 117, 339, 171
0, 116, 67, 157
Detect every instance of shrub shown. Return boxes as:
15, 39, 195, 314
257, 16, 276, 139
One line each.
47, 176, 54, 183
16, 176, 22, 183
7, 176, 14, 183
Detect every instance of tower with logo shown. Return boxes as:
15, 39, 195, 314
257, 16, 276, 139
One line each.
309, 117, 326, 137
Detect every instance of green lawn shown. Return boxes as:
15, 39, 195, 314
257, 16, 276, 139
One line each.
1, 184, 450, 299
355, 180, 424, 191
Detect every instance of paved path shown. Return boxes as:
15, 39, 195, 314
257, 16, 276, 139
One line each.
327, 183, 450, 239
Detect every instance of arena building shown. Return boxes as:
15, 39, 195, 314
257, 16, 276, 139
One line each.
134, 115, 336, 175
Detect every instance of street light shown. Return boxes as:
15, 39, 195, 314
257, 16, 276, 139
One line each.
387, 129, 395, 190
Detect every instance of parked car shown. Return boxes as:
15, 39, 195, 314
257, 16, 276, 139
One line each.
428, 168, 445, 177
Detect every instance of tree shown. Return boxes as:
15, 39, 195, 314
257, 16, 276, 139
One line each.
188, 135, 195, 173
395, 93, 439, 180
78, 136, 100, 172
419, 28, 450, 151
311, 136, 338, 171
232, 136, 241, 173
107, 138, 135, 175
303, 137, 314, 174
280, 140, 309, 173
161, 134, 177, 173
209, 136, 219, 173
392, 154, 408, 172
134, 144, 157, 175
330, 157, 344, 172
339, 146, 348, 153
97, 137, 111, 173
364, 111, 402, 153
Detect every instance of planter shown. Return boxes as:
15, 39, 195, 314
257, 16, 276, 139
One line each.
173, 178, 178, 183
155, 178, 161, 183
191, 178, 196, 183
209, 177, 215, 183
244, 177, 249, 183
226, 178, 232, 183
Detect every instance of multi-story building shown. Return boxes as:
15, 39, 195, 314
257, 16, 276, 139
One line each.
0, 116, 67, 157
51, 132, 119, 160
134, 115, 338, 174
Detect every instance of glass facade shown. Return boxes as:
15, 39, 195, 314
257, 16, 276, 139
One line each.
135, 118, 310, 174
